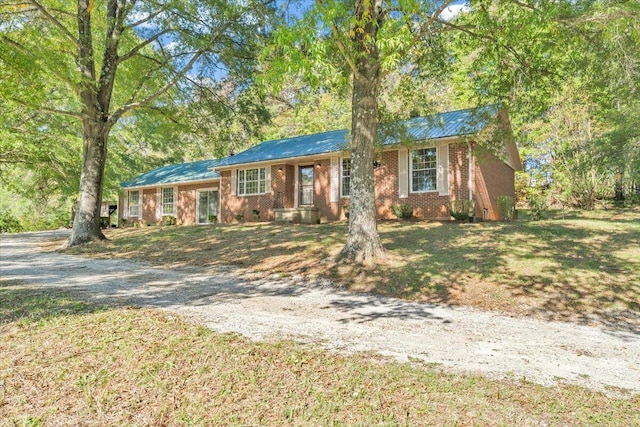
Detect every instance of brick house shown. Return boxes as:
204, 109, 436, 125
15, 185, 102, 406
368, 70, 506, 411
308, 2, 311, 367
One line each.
120, 106, 521, 225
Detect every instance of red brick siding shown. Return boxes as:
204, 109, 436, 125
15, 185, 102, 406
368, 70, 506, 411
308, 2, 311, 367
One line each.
129, 141, 514, 225
368, 143, 471, 219
176, 181, 219, 225
142, 188, 159, 224
220, 166, 279, 222
474, 150, 516, 220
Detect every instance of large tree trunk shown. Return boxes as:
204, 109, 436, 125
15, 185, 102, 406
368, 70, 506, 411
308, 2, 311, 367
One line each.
338, 0, 386, 264
65, 0, 121, 247
66, 122, 109, 247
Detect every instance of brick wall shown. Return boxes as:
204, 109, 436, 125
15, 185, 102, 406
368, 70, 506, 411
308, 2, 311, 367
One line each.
369, 143, 471, 219
142, 188, 158, 224
312, 159, 343, 221
474, 149, 516, 220
152, 141, 514, 225
176, 181, 219, 225
220, 165, 280, 222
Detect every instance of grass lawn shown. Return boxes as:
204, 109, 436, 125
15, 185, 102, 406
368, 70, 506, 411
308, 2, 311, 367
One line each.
61, 207, 640, 331
1, 287, 638, 426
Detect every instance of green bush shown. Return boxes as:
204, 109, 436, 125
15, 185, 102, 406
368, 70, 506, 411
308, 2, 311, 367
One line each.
391, 203, 413, 220
161, 216, 177, 226
0, 210, 22, 233
447, 200, 475, 221
496, 195, 515, 221
527, 190, 547, 221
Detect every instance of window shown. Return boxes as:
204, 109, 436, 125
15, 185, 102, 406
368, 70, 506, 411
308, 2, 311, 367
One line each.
411, 148, 437, 192
162, 187, 175, 215
128, 190, 140, 217
341, 158, 351, 197
238, 167, 266, 196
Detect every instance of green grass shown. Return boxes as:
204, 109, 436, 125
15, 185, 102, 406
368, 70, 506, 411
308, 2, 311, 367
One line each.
61, 207, 640, 331
1, 286, 637, 426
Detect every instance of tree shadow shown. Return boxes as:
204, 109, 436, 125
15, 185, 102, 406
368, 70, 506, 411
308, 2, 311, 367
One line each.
0, 281, 114, 325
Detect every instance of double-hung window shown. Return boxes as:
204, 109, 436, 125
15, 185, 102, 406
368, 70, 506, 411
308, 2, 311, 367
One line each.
238, 167, 266, 196
341, 158, 351, 197
162, 187, 175, 215
411, 148, 437, 192
128, 190, 140, 217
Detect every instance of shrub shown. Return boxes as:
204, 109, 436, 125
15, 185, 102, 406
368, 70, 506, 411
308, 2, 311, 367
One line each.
161, 216, 177, 226
496, 195, 515, 221
0, 210, 22, 233
391, 203, 413, 220
527, 190, 547, 221
343, 204, 349, 219
208, 215, 218, 225
447, 200, 475, 221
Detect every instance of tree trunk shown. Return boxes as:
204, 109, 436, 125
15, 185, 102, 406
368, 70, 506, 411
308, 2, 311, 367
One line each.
338, 0, 386, 264
65, 122, 109, 247
65, 0, 116, 247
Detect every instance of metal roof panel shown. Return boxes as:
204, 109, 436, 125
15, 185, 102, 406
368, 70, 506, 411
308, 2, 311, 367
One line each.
121, 158, 221, 188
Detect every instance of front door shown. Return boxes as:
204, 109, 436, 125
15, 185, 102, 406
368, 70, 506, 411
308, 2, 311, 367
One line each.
299, 166, 314, 206
197, 190, 218, 224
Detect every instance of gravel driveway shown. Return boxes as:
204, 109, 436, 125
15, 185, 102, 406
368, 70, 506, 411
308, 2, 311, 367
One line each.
1, 230, 638, 396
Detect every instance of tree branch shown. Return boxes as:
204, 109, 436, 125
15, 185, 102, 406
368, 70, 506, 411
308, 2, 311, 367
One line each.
126, 6, 168, 29
413, 0, 455, 42
118, 28, 173, 63
28, 0, 77, 46
314, 0, 363, 80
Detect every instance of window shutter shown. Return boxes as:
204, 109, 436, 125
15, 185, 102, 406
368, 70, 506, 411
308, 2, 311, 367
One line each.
173, 186, 178, 216
398, 148, 409, 198
294, 165, 299, 207
156, 188, 162, 219
230, 169, 237, 196
330, 158, 339, 202
437, 144, 449, 196
265, 167, 271, 194
123, 192, 129, 219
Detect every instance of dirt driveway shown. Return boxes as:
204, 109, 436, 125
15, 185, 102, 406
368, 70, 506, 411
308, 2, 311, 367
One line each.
1, 230, 638, 396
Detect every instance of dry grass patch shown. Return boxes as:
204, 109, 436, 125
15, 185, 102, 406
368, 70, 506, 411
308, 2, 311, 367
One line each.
1, 287, 637, 426
57, 208, 640, 331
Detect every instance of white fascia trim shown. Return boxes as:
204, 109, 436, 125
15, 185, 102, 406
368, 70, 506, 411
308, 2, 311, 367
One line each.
381, 135, 466, 152
121, 178, 220, 191
214, 154, 337, 172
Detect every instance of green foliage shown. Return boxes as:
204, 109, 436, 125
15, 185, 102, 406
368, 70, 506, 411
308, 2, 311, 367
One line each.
0, 209, 22, 233
391, 203, 413, 220
447, 200, 475, 222
526, 190, 547, 221
160, 216, 177, 226
496, 196, 515, 221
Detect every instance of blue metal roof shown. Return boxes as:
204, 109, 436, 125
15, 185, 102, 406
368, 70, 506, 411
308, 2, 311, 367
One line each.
216, 129, 350, 168
216, 106, 497, 168
121, 158, 221, 188
382, 105, 498, 144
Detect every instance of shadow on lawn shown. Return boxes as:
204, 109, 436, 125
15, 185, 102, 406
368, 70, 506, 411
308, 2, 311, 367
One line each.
0, 281, 113, 325
376, 219, 640, 334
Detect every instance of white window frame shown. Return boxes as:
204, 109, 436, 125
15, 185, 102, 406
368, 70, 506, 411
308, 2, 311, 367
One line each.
161, 186, 176, 216
196, 187, 219, 225
128, 190, 140, 217
340, 158, 351, 198
410, 147, 438, 193
237, 167, 267, 196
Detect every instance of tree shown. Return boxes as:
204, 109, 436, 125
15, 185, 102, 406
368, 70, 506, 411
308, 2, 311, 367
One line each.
1, 0, 274, 246
265, 0, 577, 263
